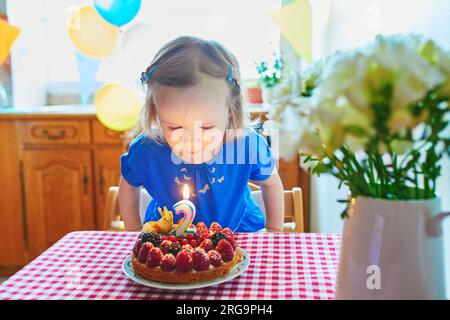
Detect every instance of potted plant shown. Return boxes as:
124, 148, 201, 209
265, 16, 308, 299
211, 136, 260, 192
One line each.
265, 34, 450, 299
244, 79, 263, 104
256, 53, 283, 103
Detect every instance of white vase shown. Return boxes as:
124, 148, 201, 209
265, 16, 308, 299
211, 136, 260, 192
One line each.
335, 196, 450, 300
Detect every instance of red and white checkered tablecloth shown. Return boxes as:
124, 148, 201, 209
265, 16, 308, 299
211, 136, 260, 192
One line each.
0, 231, 341, 300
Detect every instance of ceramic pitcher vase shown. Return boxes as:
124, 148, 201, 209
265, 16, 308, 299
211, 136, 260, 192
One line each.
335, 196, 450, 299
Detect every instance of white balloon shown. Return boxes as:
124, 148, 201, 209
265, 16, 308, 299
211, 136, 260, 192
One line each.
121, 23, 170, 80
98, 23, 170, 83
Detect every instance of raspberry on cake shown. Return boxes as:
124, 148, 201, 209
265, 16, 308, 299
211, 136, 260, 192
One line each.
146, 248, 163, 267
131, 216, 243, 284
200, 239, 214, 252
137, 242, 154, 263
207, 250, 223, 267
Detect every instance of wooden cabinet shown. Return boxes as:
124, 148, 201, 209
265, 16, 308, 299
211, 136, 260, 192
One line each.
0, 112, 126, 274
23, 149, 95, 259
93, 148, 123, 229
0, 107, 309, 275
0, 120, 27, 275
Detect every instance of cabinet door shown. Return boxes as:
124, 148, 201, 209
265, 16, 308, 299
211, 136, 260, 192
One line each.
23, 150, 95, 259
0, 120, 27, 269
93, 149, 123, 230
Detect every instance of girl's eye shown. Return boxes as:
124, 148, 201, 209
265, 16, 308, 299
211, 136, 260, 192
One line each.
202, 126, 215, 130
168, 126, 182, 131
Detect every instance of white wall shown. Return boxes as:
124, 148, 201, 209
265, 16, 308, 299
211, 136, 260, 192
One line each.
7, 0, 48, 108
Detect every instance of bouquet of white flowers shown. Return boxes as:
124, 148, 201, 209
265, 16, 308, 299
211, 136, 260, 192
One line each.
266, 34, 450, 217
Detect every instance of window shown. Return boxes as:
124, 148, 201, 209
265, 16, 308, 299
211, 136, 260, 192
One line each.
8, 0, 281, 89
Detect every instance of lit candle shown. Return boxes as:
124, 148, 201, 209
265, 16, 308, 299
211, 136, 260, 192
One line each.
173, 184, 197, 237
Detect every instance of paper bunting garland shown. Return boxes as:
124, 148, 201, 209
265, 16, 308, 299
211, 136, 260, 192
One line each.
0, 19, 21, 65
272, 0, 311, 62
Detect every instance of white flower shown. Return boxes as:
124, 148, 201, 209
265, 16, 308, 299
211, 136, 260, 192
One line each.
316, 52, 372, 111
339, 97, 373, 131
266, 34, 450, 161
372, 34, 445, 108
309, 99, 345, 150
301, 60, 323, 93
298, 130, 323, 157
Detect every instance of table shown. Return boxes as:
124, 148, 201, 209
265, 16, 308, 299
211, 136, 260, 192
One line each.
0, 231, 341, 300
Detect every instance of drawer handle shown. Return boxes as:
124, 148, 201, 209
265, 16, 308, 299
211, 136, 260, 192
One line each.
98, 166, 105, 195
42, 129, 66, 140
83, 166, 89, 194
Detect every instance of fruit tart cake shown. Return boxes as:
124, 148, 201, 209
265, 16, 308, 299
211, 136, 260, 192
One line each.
131, 208, 243, 284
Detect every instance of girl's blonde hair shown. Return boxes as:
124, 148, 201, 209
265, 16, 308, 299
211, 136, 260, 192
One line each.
139, 36, 252, 142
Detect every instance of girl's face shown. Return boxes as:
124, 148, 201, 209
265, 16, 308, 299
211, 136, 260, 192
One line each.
154, 75, 230, 164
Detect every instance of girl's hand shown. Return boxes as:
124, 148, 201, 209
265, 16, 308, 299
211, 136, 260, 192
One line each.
118, 176, 143, 231
258, 227, 283, 233
257, 168, 285, 232
264, 226, 283, 232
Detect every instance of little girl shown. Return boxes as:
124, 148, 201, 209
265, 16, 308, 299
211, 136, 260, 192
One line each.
119, 36, 284, 232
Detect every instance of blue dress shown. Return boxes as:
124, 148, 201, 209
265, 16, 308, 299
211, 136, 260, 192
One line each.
120, 128, 275, 232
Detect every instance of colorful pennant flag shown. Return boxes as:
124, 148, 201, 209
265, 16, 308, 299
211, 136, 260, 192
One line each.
272, 0, 311, 62
0, 19, 21, 65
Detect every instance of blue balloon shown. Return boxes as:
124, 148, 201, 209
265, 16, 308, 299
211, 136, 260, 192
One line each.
94, 0, 141, 27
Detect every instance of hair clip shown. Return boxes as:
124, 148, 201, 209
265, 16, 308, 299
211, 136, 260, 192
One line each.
227, 65, 240, 90
227, 65, 234, 82
140, 65, 158, 84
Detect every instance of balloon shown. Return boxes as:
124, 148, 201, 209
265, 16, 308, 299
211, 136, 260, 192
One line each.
95, 83, 142, 131
120, 23, 169, 80
68, 6, 119, 59
99, 24, 169, 82
94, 0, 141, 27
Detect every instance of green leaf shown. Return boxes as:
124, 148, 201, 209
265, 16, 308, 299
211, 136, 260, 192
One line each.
344, 125, 366, 136
340, 207, 349, 219
311, 162, 331, 176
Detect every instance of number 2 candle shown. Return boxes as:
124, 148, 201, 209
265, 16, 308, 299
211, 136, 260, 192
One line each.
173, 184, 196, 237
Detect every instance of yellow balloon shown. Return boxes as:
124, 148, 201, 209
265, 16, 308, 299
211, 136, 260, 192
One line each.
68, 6, 118, 58
95, 83, 142, 131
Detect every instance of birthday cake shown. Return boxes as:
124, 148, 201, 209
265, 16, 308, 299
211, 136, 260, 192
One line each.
131, 206, 243, 284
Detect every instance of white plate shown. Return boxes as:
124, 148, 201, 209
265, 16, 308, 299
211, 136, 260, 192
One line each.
122, 248, 250, 290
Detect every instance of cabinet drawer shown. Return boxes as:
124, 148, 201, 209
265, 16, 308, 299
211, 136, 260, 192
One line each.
20, 120, 90, 145
92, 120, 126, 144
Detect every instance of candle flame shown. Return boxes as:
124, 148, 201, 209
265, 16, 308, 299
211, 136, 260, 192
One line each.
183, 184, 190, 200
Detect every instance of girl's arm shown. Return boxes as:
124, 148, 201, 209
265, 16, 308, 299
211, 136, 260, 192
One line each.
259, 168, 284, 232
119, 176, 143, 231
